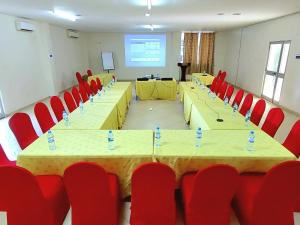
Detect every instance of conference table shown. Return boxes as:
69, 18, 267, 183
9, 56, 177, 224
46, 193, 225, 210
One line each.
154, 130, 296, 182
179, 82, 259, 130
87, 73, 115, 86
18, 130, 154, 196
136, 79, 177, 100
16, 79, 296, 197
192, 73, 215, 86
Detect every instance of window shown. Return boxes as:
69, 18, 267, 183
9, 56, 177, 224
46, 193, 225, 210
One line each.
179, 32, 185, 62
262, 41, 290, 103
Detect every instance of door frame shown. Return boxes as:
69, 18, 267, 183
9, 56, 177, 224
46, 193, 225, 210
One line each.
262, 40, 291, 103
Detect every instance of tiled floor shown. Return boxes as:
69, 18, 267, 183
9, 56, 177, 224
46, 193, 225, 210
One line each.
0, 81, 300, 225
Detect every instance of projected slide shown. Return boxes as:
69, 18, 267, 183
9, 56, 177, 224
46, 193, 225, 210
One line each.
125, 34, 166, 67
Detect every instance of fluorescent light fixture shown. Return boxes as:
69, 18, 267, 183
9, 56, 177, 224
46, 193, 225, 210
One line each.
145, 11, 151, 17
147, 0, 152, 10
53, 9, 77, 21
232, 13, 241, 16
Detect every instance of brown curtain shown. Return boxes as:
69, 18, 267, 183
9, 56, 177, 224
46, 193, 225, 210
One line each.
183, 33, 199, 74
199, 33, 215, 74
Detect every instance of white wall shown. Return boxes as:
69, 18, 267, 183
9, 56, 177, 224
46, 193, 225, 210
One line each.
215, 13, 300, 114
0, 13, 89, 115
49, 25, 89, 93
85, 32, 181, 80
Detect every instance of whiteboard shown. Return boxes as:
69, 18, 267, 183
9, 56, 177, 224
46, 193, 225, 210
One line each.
101, 52, 115, 70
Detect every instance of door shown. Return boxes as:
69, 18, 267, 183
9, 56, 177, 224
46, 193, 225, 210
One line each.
0, 93, 4, 119
262, 41, 290, 103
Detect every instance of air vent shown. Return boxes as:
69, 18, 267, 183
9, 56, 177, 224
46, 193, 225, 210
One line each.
15, 21, 35, 32
67, 30, 79, 38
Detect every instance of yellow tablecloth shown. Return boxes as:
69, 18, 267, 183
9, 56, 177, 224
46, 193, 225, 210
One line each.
192, 73, 215, 86
88, 73, 114, 86
136, 79, 177, 100
154, 130, 296, 182
53, 102, 118, 130
93, 82, 132, 128
18, 130, 154, 197
180, 82, 258, 130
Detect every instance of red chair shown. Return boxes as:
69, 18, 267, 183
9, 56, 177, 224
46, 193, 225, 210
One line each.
75, 72, 84, 84
225, 85, 234, 102
216, 70, 222, 78
84, 82, 93, 96
71, 87, 81, 106
63, 162, 120, 225
218, 82, 228, 100
282, 120, 300, 157
87, 69, 93, 77
90, 80, 98, 95
64, 92, 77, 113
0, 144, 16, 166
239, 94, 253, 116
34, 102, 55, 133
79, 84, 88, 102
214, 79, 223, 94
261, 108, 284, 137
182, 165, 239, 225
219, 71, 227, 82
210, 77, 219, 92
50, 96, 66, 122
130, 163, 176, 225
9, 113, 38, 150
0, 166, 69, 225
233, 161, 300, 225
250, 99, 266, 126
232, 89, 244, 107
96, 78, 102, 91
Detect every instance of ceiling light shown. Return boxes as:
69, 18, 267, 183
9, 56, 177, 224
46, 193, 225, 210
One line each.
232, 13, 241, 16
150, 24, 154, 31
147, 0, 152, 10
52, 9, 78, 21
145, 11, 151, 17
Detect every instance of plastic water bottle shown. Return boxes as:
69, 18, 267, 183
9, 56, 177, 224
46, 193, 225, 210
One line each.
195, 127, 202, 148
102, 87, 106, 94
245, 110, 251, 126
212, 92, 217, 101
79, 100, 84, 114
155, 126, 161, 148
47, 130, 56, 150
107, 130, 114, 150
233, 103, 238, 116
62, 111, 70, 127
89, 95, 94, 103
247, 130, 255, 152
224, 96, 229, 107
97, 90, 101, 97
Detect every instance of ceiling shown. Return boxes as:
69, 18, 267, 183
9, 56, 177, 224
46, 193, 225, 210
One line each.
0, 0, 299, 32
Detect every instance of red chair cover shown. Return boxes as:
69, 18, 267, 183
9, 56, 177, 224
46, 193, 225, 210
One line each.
34, 102, 55, 133
50, 96, 66, 122
250, 99, 266, 126
0, 166, 69, 225
239, 94, 254, 116
75, 72, 84, 84
71, 87, 81, 106
9, 113, 38, 150
218, 82, 228, 100
210, 77, 219, 92
225, 85, 234, 102
214, 79, 223, 94
96, 78, 102, 91
79, 84, 88, 102
63, 162, 120, 225
182, 165, 239, 225
84, 82, 93, 96
87, 69, 93, 77
233, 161, 300, 225
219, 71, 227, 82
261, 108, 284, 137
0, 144, 16, 166
232, 89, 244, 107
282, 120, 300, 157
63, 92, 77, 113
130, 163, 176, 225
90, 80, 98, 95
